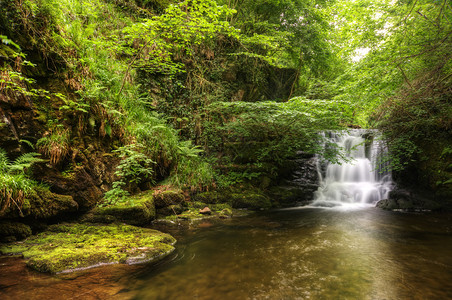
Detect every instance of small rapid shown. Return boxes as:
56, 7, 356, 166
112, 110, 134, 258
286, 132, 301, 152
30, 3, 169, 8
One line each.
313, 130, 393, 208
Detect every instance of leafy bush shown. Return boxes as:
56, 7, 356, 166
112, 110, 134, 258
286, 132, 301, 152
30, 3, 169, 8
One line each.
102, 143, 155, 206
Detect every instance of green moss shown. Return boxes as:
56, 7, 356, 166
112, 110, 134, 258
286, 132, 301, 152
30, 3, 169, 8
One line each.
193, 187, 272, 210
27, 187, 78, 219
156, 204, 184, 216
228, 192, 271, 209
167, 209, 205, 220
83, 191, 155, 225
184, 201, 208, 209
0, 223, 176, 274
0, 222, 32, 242
154, 189, 185, 208
1, 186, 78, 219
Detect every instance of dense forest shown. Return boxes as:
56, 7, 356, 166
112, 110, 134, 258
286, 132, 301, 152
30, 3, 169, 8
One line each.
0, 0, 451, 275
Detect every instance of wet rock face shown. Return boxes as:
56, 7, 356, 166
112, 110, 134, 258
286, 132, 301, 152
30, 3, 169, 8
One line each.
0, 93, 43, 155
1, 88, 119, 212
30, 137, 120, 210
270, 153, 320, 206
376, 187, 444, 211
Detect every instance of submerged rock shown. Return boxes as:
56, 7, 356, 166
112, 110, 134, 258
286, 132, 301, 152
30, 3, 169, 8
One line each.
0, 223, 176, 274
160, 202, 239, 222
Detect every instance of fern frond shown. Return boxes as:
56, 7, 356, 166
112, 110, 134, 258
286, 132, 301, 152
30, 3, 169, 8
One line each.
9, 152, 43, 175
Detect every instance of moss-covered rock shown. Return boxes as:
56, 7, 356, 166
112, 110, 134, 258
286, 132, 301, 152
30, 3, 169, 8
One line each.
161, 202, 241, 221
268, 185, 317, 207
82, 191, 155, 226
0, 187, 78, 219
0, 223, 176, 274
193, 187, 272, 210
156, 204, 184, 217
153, 189, 185, 208
229, 192, 272, 209
0, 222, 32, 242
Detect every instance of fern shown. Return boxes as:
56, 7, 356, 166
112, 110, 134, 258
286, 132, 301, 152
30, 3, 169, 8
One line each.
9, 152, 44, 175
0, 148, 42, 216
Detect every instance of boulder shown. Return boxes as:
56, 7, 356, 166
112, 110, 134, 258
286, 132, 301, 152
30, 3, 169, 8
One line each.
154, 190, 185, 208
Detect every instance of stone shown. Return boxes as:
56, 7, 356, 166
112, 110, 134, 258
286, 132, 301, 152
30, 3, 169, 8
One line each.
199, 207, 212, 215
153, 190, 185, 208
156, 204, 184, 216
193, 187, 272, 210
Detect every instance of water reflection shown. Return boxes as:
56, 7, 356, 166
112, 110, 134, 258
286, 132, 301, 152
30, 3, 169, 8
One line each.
1, 208, 452, 299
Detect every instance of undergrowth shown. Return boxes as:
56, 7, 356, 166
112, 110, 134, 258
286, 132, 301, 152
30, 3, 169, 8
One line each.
0, 148, 44, 216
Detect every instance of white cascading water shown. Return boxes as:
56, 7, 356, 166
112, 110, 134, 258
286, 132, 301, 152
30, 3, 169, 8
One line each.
313, 130, 393, 208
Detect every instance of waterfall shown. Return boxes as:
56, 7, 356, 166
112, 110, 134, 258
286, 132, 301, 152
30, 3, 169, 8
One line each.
313, 129, 393, 207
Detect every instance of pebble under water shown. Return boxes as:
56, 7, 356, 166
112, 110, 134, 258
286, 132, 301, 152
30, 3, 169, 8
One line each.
1, 207, 452, 300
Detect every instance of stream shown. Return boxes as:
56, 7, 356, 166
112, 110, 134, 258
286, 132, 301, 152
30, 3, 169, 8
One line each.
2, 130, 452, 299
1, 207, 452, 300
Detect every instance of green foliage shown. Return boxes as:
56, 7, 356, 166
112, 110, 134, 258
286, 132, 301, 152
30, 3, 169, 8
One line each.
221, 0, 336, 75
168, 155, 215, 192
118, 0, 238, 76
0, 35, 53, 100
102, 143, 155, 206
0, 148, 43, 216
214, 169, 262, 188
376, 67, 452, 172
114, 143, 155, 184
204, 98, 350, 171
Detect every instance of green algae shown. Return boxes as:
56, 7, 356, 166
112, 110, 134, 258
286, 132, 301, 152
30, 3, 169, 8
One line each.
0, 223, 176, 274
